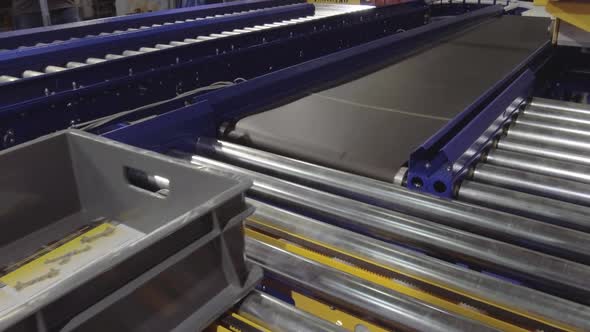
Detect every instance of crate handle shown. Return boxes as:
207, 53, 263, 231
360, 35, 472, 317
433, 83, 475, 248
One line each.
124, 166, 170, 198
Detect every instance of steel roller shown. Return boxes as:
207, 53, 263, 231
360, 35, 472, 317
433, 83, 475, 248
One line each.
485, 148, 590, 185
457, 180, 590, 233
497, 136, 590, 166
237, 291, 346, 332
523, 106, 590, 127
506, 122, 590, 154
529, 97, 590, 117
190, 139, 590, 264
185, 154, 590, 304
246, 238, 501, 332
471, 163, 590, 208
248, 199, 590, 331
516, 114, 590, 138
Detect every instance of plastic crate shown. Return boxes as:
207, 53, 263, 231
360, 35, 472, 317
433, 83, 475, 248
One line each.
0, 130, 261, 331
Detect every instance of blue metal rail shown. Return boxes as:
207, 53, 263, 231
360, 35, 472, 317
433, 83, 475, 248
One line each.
0, 0, 303, 50
407, 42, 551, 198
0, 3, 426, 149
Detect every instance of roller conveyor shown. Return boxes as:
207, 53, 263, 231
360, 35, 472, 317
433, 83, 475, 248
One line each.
454, 97, 590, 230
246, 200, 590, 331
4, 2, 590, 331
185, 154, 590, 305
246, 237, 500, 332
0, 4, 370, 82
193, 139, 590, 264
0, 0, 303, 50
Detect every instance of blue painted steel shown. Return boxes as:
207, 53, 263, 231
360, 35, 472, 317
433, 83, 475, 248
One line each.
408, 70, 533, 196
407, 41, 550, 197
0, 0, 302, 50
0, 3, 314, 78
0, 3, 426, 149
105, 100, 217, 152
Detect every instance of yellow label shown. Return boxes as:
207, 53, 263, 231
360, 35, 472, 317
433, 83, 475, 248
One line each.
0, 222, 144, 305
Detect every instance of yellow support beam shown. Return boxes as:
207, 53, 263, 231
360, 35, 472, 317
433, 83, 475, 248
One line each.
539, 1, 590, 32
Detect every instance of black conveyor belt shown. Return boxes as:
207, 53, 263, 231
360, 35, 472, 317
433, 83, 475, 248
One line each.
228, 16, 550, 181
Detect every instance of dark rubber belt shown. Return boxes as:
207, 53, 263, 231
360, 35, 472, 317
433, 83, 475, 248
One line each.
229, 16, 550, 182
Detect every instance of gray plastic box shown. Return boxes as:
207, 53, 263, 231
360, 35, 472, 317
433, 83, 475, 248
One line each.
0, 130, 261, 331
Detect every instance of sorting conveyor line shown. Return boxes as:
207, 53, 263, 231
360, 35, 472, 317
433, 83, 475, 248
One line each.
246, 237, 499, 332
0, 3, 427, 152
0, 0, 303, 51
193, 139, 590, 265
0, 3, 326, 82
224, 15, 550, 181
456, 97, 590, 231
246, 199, 590, 331
183, 154, 590, 306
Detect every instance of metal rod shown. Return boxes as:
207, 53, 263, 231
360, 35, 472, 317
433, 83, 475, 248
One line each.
458, 180, 590, 233
506, 122, 590, 154
238, 291, 346, 332
186, 154, 590, 304
486, 148, 590, 185
497, 136, 590, 167
246, 238, 500, 332
530, 97, 590, 116
248, 200, 590, 331
472, 163, 590, 208
191, 139, 590, 264
38, 0, 51, 26
516, 114, 590, 138
523, 106, 590, 128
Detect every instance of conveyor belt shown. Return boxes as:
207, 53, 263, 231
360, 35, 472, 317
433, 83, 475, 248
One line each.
228, 15, 550, 181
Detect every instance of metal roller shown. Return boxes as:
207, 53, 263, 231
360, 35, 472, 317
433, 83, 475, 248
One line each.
85, 57, 106, 64
186, 154, 590, 304
0, 75, 18, 83
523, 106, 590, 127
138, 47, 159, 52
506, 122, 590, 154
66, 62, 87, 68
192, 139, 590, 264
22, 70, 44, 78
529, 97, 590, 116
458, 180, 590, 233
497, 136, 590, 167
486, 148, 590, 185
237, 291, 346, 332
471, 163, 590, 208
248, 199, 590, 331
246, 238, 500, 332
44, 65, 66, 73
122, 50, 144, 56
105, 54, 124, 60
516, 114, 590, 138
